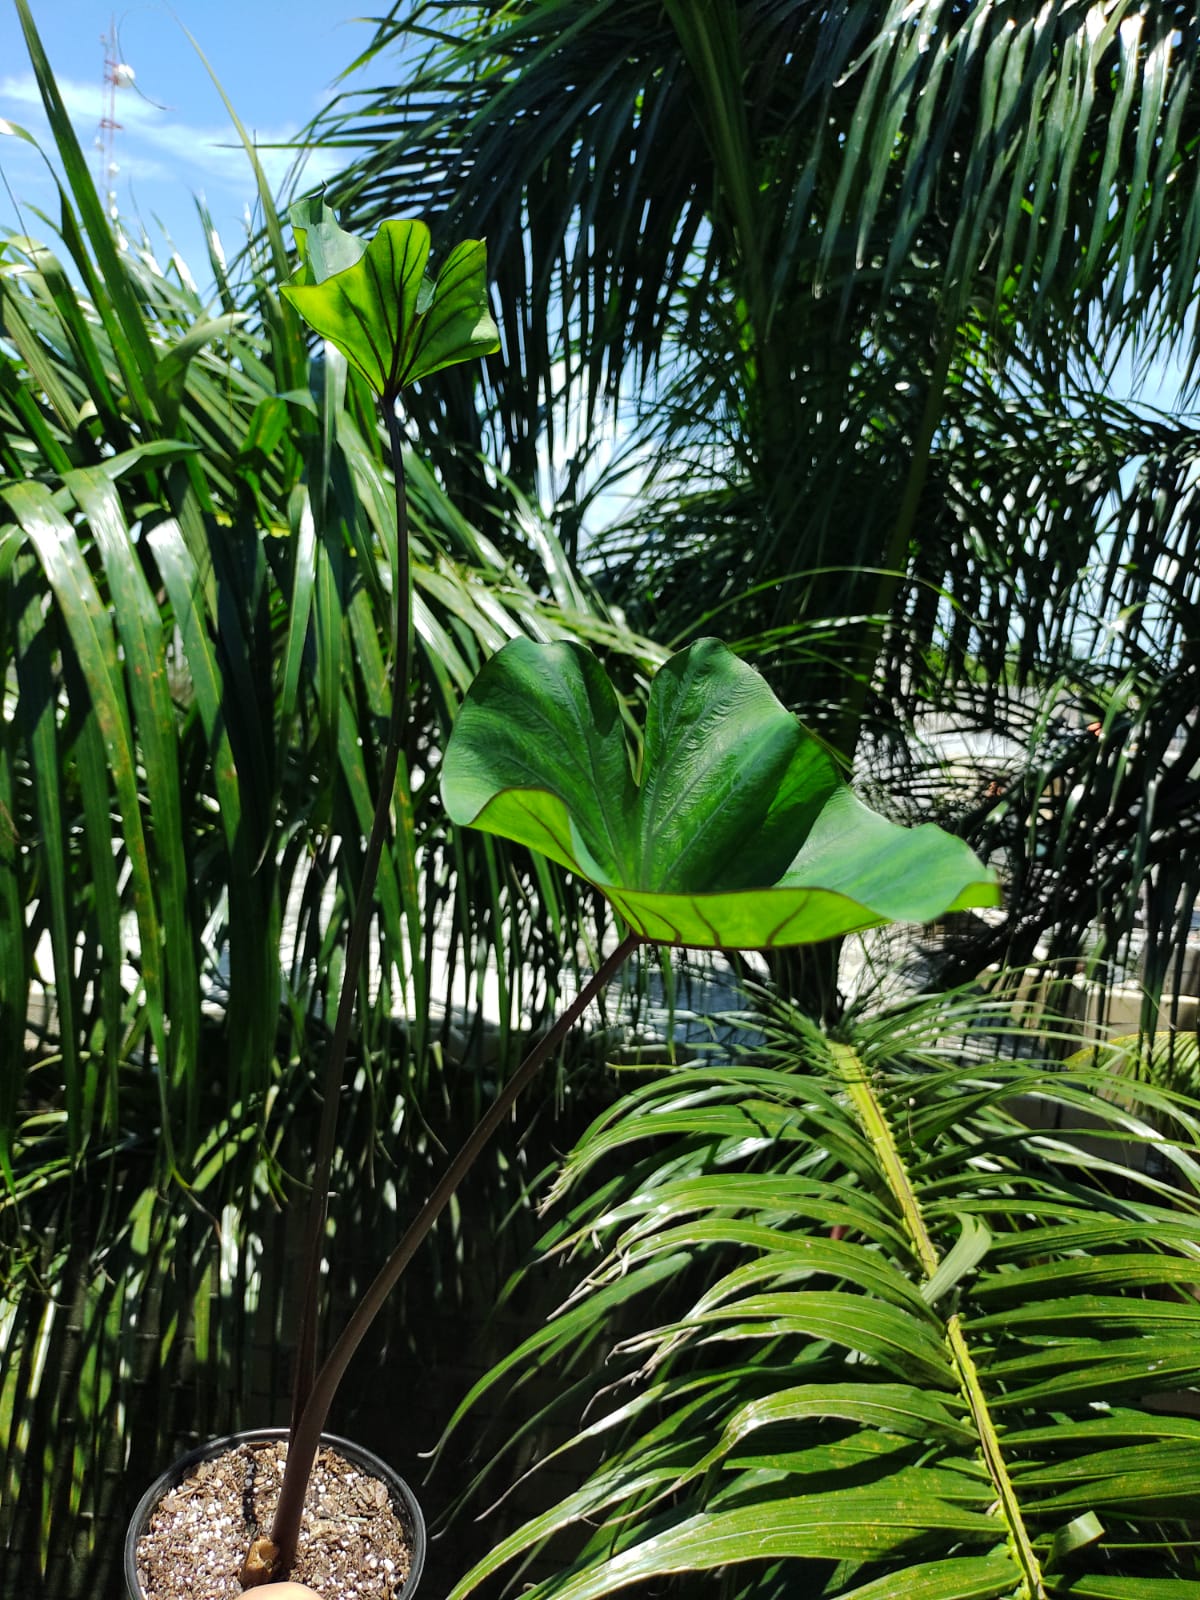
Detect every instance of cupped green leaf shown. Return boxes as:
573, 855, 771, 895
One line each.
404, 237, 500, 386
281, 216, 499, 399
443, 637, 999, 948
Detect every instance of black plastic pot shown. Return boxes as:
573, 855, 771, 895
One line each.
124, 1427, 426, 1599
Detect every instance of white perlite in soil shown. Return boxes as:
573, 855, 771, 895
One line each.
135, 1438, 412, 1600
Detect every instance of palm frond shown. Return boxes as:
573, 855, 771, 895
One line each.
441, 986, 1200, 1598
316, 1, 1200, 1010
324, 0, 1200, 418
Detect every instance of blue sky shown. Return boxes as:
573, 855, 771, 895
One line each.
0, 1, 377, 284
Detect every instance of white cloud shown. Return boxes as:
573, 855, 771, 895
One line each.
0, 70, 341, 204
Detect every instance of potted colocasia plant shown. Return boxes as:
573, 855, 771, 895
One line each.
126, 200, 500, 1600
125, 200, 999, 1599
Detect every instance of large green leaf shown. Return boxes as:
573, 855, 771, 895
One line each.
439, 987, 1200, 1600
442, 636, 999, 948
281, 216, 500, 400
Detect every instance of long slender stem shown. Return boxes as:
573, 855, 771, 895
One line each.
289, 403, 412, 1434
268, 932, 641, 1574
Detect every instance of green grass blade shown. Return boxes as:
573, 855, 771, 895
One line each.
3, 482, 170, 1141
10, 549, 81, 1154
66, 470, 199, 1133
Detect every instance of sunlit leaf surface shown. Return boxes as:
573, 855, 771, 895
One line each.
443, 637, 999, 947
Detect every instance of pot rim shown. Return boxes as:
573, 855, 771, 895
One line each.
124, 1426, 426, 1600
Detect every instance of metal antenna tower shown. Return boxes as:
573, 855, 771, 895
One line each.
97, 16, 134, 227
